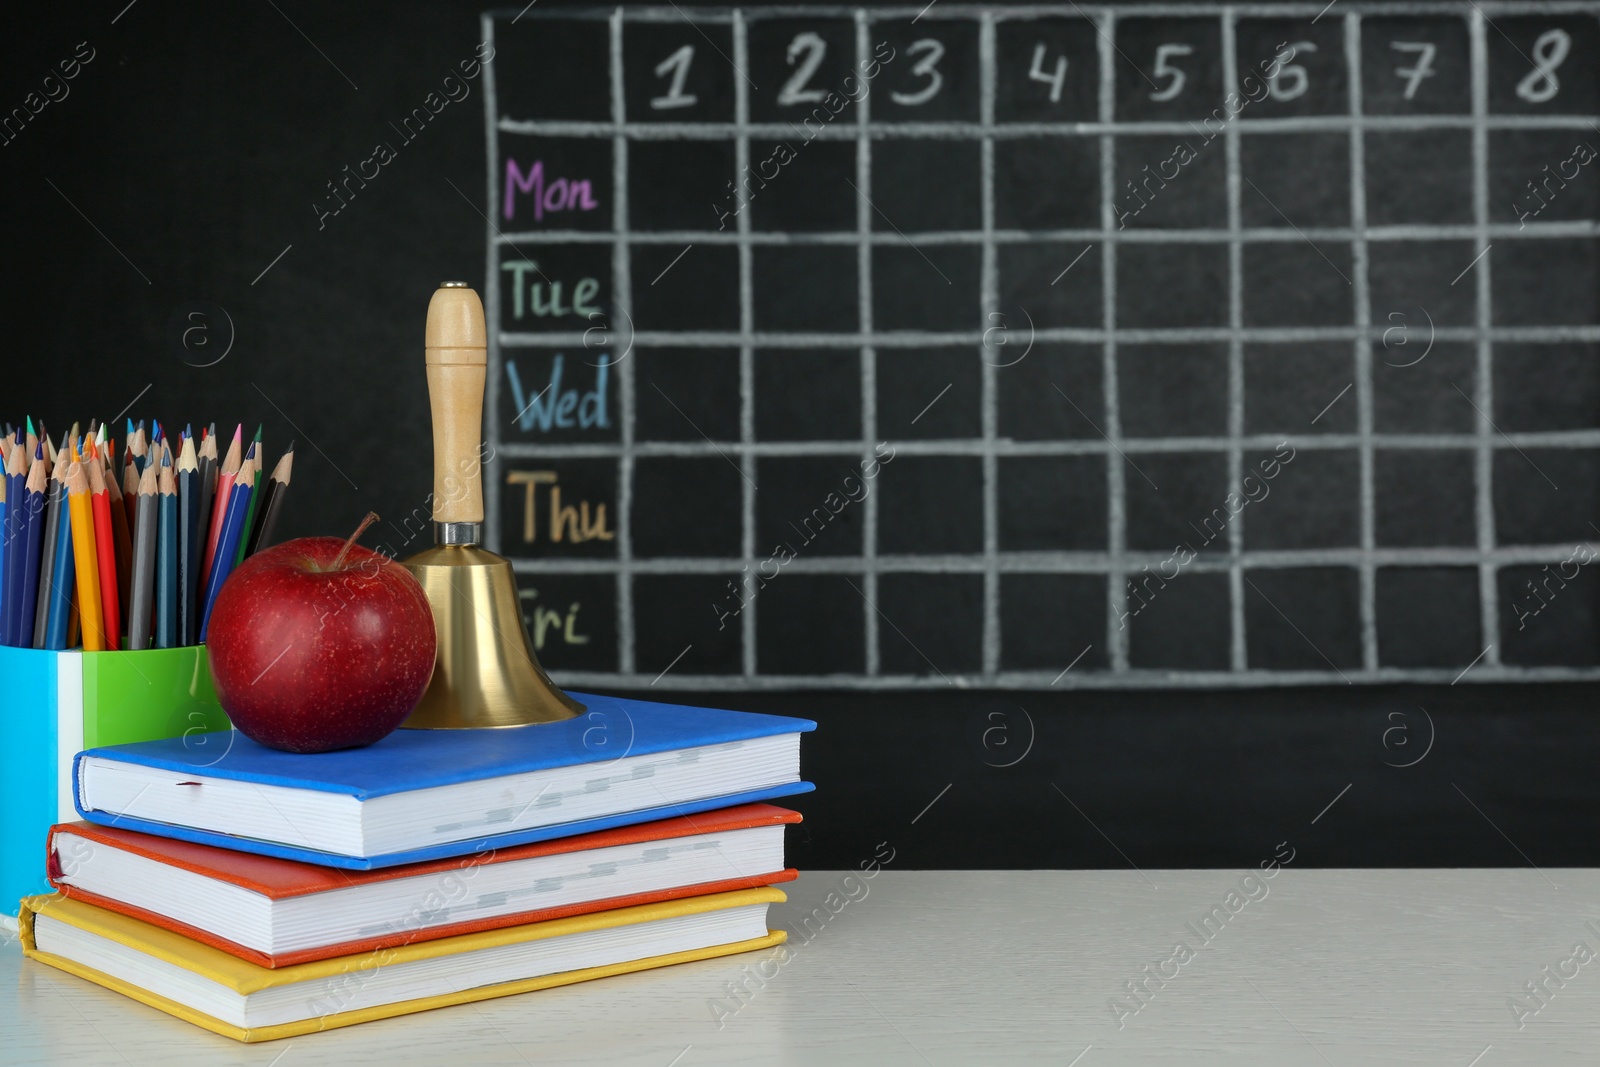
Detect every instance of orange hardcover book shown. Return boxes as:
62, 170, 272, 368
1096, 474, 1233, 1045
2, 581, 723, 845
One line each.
48, 803, 799, 968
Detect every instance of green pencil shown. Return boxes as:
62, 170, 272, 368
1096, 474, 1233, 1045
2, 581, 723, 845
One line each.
234, 426, 264, 567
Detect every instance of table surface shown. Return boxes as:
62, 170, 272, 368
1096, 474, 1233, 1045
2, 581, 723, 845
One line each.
4, 869, 1598, 1066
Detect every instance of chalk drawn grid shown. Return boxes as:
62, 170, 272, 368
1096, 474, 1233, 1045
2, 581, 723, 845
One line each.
482, 3, 1600, 689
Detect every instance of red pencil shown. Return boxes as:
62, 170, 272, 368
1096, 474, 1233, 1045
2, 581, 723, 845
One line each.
200, 425, 242, 588
86, 448, 122, 650
102, 445, 133, 616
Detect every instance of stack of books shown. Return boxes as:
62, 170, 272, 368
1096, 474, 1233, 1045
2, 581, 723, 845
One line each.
18, 691, 814, 1042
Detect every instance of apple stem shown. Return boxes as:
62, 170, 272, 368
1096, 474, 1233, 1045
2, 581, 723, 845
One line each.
331, 511, 380, 571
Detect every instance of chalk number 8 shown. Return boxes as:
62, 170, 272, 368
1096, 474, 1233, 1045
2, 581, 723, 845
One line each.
1149, 43, 1192, 101
891, 38, 945, 106
1517, 28, 1570, 104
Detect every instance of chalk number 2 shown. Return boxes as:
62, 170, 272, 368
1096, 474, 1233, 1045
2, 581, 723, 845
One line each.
779, 32, 828, 105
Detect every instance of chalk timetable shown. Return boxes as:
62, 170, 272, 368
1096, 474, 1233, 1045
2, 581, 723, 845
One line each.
482, 3, 1600, 689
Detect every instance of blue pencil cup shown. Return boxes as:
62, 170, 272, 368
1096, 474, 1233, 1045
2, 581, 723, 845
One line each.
0, 645, 231, 919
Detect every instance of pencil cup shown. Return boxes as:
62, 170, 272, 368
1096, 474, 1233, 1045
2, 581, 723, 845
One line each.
0, 645, 230, 918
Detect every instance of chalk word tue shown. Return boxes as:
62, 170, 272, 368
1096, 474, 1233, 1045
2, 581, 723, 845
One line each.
500, 261, 601, 321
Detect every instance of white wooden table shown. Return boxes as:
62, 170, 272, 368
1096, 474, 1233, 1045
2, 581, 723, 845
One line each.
4, 869, 1597, 1065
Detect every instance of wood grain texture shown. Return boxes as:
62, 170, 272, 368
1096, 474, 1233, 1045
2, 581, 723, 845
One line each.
424, 285, 488, 525
4, 870, 1597, 1065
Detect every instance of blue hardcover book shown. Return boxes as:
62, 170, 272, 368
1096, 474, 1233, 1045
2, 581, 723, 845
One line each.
74, 692, 815, 870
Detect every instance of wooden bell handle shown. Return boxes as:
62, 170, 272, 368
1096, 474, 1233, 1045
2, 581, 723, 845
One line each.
424, 283, 487, 525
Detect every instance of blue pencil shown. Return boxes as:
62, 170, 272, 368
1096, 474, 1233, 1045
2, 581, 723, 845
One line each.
198, 470, 253, 642
1, 437, 24, 645
13, 453, 46, 647
0, 490, 8, 646
42, 469, 75, 651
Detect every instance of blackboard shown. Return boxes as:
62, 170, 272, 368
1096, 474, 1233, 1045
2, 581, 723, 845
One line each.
8, 0, 1600, 870
484, 3, 1600, 690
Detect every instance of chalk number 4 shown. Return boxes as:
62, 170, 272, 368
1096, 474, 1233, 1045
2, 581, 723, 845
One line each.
1029, 43, 1068, 103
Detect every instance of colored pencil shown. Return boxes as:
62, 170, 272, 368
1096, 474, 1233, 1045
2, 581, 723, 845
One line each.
155, 459, 178, 649
10, 451, 46, 646
235, 428, 264, 567
200, 425, 239, 589
103, 444, 133, 618
42, 435, 75, 650
4, 438, 28, 645
0, 441, 13, 643
0, 446, 10, 645
129, 420, 147, 474
245, 444, 294, 556
199, 455, 253, 641
86, 452, 122, 650
32, 447, 65, 649
128, 463, 159, 651
65, 460, 105, 651
177, 436, 202, 646
122, 449, 140, 525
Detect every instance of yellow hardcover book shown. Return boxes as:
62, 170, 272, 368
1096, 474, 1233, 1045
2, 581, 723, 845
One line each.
21, 887, 786, 1043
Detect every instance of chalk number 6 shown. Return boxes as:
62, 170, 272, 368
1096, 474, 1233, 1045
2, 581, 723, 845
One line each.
892, 38, 945, 106
1149, 43, 1193, 101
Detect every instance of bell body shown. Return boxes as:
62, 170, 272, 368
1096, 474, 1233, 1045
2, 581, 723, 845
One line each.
400, 543, 583, 729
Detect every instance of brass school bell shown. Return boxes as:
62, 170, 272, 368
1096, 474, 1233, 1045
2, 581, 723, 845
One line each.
400, 281, 583, 729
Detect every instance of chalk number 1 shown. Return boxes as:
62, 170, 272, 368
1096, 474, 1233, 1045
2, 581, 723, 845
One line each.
651, 45, 698, 110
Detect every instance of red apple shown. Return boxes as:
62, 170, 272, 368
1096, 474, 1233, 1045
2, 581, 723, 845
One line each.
206, 514, 436, 753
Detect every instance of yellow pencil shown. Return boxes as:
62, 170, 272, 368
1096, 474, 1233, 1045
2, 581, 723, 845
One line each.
65, 459, 106, 651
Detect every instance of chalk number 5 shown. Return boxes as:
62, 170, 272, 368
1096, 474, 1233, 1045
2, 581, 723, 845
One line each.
891, 38, 945, 106
1149, 43, 1193, 101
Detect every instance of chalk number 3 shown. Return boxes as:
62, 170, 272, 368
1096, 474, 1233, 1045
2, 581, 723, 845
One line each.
891, 38, 946, 106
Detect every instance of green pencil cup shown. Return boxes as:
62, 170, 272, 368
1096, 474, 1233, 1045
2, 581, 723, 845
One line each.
0, 645, 231, 919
